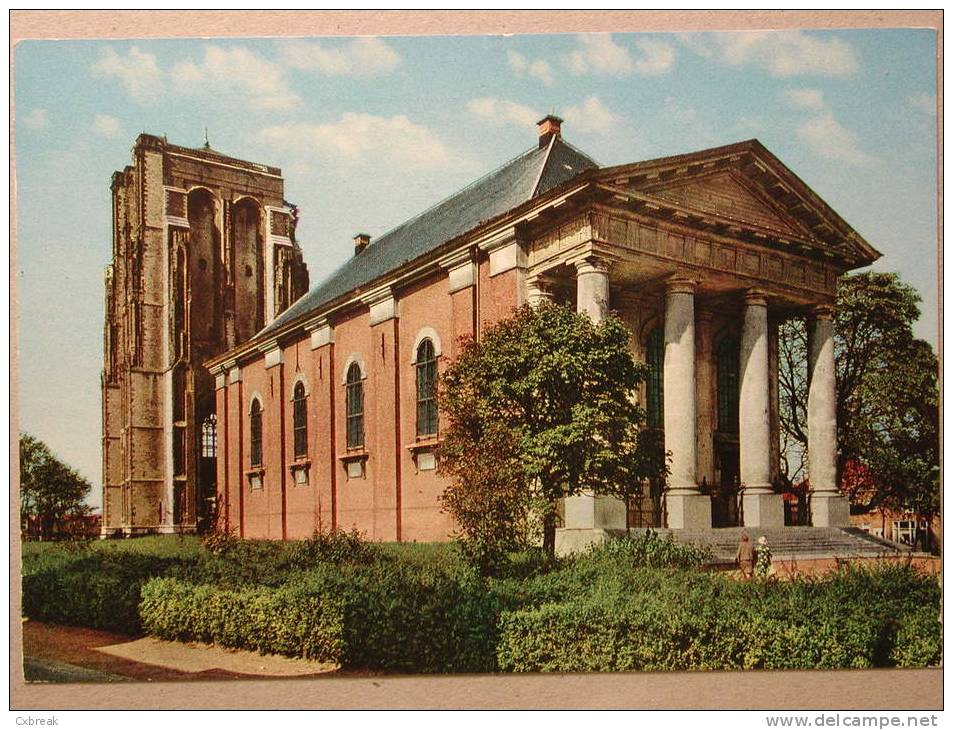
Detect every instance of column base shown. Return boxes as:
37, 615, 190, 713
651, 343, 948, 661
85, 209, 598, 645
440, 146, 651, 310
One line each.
665, 492, 712, 529
563, 492, 627, 530
554, 528, 613, 556
742, 492, 785, 528
811, 493, 850, 527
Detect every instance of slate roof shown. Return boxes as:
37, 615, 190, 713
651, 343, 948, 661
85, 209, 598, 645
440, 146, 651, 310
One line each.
259, 137, 599, 337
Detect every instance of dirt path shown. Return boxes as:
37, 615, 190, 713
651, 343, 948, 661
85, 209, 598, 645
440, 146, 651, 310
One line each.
21, 620, 339, 683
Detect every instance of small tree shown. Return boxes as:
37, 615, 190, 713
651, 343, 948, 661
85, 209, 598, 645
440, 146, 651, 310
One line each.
19, 433, 92, 540
439, 302, 660, 564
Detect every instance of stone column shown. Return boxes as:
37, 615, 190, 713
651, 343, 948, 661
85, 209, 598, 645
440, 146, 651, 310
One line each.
575, 257, 609, 323
663, 279, 711, 529
808, 305, 848, 526
562, 256, 627, 533
739, 290, 784, 527
526, 274, 555, 308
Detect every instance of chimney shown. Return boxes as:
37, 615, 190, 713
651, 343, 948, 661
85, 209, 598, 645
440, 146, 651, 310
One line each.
354, 232, 370, 255
537, 114, 563, 148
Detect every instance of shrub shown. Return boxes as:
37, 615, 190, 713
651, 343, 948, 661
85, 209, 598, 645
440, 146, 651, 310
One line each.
585, 531, 713, 570
22, 552, 188, 634
139, 578, 344, 663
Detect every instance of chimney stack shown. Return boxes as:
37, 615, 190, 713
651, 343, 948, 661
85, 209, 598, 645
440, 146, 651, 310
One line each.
537, 114, 563, 148
354, 232, 371, 255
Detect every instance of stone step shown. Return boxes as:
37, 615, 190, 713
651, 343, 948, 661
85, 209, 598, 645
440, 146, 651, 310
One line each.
609, 526, 909, 563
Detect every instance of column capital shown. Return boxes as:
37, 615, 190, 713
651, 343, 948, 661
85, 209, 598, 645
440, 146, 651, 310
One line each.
744, 288, 769, 307
666, 277, 696, 296
570, 255, 610, 276
810, 304, 835, 320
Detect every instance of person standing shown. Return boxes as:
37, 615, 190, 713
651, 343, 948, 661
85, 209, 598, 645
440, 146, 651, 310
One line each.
736, 531, 754, 580
755, 535, 773, 579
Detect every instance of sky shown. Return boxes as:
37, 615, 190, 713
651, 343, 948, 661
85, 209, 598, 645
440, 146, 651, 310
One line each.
13, 29, 938, 509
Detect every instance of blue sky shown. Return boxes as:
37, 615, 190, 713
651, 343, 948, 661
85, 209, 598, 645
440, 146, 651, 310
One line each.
13, 29, 938, 507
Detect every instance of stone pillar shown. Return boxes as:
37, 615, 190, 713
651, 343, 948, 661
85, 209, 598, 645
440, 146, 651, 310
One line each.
562, 256, 626, 532
739, 289, 783, 526
575, 257, 609, 323
663, 279, 711, 529
808, 305, 848, 526
526, 274, 555, 308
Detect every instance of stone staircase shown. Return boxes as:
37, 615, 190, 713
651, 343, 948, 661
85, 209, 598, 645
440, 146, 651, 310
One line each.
612, 526, 909, 564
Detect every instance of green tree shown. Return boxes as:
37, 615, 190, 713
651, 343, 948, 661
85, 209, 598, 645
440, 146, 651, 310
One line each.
19, 433, 92, 540
438, 302, 662, 565
777, 272, 938, 518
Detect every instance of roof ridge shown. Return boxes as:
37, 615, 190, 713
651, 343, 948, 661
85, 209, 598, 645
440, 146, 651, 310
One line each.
529, 133, 557, 198
365, 144, 543, 248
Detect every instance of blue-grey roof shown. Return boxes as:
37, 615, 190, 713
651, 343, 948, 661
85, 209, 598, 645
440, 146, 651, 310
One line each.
260, 137, 599, 337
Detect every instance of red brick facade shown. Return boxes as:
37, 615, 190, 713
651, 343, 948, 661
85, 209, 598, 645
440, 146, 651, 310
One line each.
213, 261, 519, 541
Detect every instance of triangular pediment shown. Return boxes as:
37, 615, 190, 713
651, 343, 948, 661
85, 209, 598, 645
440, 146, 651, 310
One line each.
590, 140, 881, 268
637, 169, 808, 240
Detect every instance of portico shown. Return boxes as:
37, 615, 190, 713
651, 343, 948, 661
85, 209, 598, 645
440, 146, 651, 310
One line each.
517, 138, 879, 540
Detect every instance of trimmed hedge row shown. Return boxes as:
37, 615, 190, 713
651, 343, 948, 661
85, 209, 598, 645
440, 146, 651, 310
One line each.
496, 564, 942, 672
139, 578, 344, 663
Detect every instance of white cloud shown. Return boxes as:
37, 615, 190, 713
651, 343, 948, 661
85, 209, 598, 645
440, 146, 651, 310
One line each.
92, 114, 121, 138
565, 34, 634, 75
632, 38, 675, 75
279, 37, 400, 77
172, 45, 300, 110
565, 34, 675, 77
91, 46, 163, 104
22, 108, 48, 130
908, 91, 936, 115
781, 88, 825, 110
466, 97, 538, 128
563, 96, 620, 135
796, 113, 875, 166
260, 113, 461, 169
507, 50, 553, 86
682, 31, 859, 77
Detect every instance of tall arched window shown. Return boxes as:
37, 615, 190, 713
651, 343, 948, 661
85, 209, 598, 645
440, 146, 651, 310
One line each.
416, 339, 438, 438
645, 326, 664, 429
292, 381, 307, 459
250, 399, 263, 467
346, 363, 364, 449
201, 413, 217, 458
717, 338, 740, 433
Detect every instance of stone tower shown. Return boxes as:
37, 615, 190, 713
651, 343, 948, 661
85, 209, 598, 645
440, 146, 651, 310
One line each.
101, 134, 309, 535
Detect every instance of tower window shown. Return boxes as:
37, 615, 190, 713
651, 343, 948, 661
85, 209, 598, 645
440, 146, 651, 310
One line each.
201, 413, 217, 458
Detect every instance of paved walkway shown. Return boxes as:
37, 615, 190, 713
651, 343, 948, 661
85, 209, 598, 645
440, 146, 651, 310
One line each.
21, 620, 339, 683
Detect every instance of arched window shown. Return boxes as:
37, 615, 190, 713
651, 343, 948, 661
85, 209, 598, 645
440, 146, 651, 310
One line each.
292, 381, 307, 459
346, 363, 364, 449
645, 326, 664, 429
717, 338, 740, 433
416, 339, 438, 438
201, 413, 217, 458
250, 399, 263, 467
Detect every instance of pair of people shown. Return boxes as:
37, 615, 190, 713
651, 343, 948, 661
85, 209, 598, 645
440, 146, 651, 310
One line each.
736, 532, 771, 579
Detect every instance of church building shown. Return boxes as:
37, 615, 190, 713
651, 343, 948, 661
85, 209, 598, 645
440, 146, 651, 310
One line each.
105, 116, 880, 544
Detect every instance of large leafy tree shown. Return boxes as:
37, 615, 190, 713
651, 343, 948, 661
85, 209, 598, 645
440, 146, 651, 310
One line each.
19, 433, 92, 540
438, 302, 662, 565
778, 272, 938, 518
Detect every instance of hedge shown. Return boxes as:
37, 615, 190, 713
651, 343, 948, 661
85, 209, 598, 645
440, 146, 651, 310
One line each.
139, 578, 344, 663
496, 565, 942, 672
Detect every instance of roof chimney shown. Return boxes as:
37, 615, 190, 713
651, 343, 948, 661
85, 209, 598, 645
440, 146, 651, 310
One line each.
537, 114, 563, 148
354, 232, 370, 255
